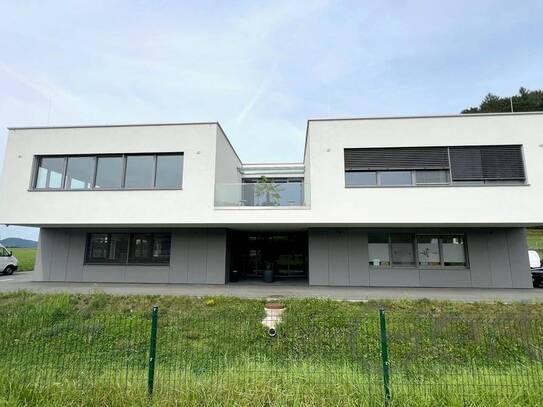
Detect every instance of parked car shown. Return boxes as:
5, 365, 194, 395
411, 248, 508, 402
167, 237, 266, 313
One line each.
0, 244, 18, 275
529, 250, 543, 287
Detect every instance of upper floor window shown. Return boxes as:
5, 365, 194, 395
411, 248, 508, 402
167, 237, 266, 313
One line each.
344, 145, 525, 187
32, 153, 183, 191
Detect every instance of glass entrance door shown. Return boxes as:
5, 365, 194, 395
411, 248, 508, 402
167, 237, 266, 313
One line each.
228, 231, 308, 281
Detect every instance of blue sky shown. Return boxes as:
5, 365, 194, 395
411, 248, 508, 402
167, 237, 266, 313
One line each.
1, 0, 542, 240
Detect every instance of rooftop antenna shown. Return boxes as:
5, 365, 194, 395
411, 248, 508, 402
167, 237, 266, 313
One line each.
47, 97, 52, 125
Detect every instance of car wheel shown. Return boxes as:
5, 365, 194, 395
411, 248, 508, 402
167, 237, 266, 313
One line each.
3, 266, 15, 275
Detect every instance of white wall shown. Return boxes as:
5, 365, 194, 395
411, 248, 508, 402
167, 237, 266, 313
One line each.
1, 114, 542, 228
306, 113, 543, 226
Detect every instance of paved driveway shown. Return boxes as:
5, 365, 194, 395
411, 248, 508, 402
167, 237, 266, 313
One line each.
1, 271, 543, 302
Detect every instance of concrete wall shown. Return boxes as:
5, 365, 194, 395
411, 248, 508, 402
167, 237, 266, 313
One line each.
308, 227, 532, 288
3, 114, 542, 230
34, 228, 227, 284
306, 113, 543, 227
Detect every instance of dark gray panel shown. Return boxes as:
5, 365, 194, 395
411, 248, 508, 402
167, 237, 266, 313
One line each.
369, 269, 420, 287
308, 229, 329, 285
419, 269, 471, 287
34, 229, 55, 281
65, 231, 85, 281
345, 147, 449, 170
83, 265, 126, 282
169, 230, 189, 283
348, 230, 369, 286
49, 230, 70, 281
466, 231, 492, 287
205, 229, 227, 284
188, 229, 207, 283
450, 145, 525, 181
487, 230, 513, 287
506, 228, 532, 288
328, 229, 349, 286
125, 266, 170, 283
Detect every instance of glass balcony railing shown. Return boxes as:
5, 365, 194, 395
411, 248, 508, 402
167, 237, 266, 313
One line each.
215, 182, 310, 207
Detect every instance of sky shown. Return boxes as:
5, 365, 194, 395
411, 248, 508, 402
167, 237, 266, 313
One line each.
0, 0, 542, 241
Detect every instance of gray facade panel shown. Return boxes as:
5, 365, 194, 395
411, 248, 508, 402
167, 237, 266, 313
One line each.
187, 229, 208, 284
419, 269, 471, 287
84, 265, 125, 283
506, 228, 532, 288
49, 230, 70, 281
35, 227, 227, 284
308, 229, 329, 285
328, 229, 349, 286
369, 269, 421, 287
205, 229, 227, 284
465, 232, 492, 287
348, 230, 369, 286
169, 232, 189, 283
65, 232, 85, 281
308, 227, 532, 288
487, 230, 513, 288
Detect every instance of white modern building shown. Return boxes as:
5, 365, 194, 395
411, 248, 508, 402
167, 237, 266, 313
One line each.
1, 112, 542, 288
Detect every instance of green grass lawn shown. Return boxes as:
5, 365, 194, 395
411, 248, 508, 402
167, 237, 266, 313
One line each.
0, 292, 541, 406
6, 247, 36, 271
527, 228, 543, 257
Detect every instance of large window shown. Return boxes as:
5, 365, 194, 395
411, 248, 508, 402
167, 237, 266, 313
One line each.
95, 156, 124, 189
32, 153, 183, 190
65, 156, 95, 189
156, 154, 184, 188
368, 232, 468, 269
35, 157, 65, 189
345, 146, 526, 187
86, 232, 171, 264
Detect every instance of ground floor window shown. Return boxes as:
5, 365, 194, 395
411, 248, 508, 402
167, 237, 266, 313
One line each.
85, 232, 171, 264
368, 232, 467, 268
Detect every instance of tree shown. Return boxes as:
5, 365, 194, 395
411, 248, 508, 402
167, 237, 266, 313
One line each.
461, 87, 543, 114
254, 176, 282, 206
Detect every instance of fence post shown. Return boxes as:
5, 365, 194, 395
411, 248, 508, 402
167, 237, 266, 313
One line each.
379, 309, 391, 406
147, 306, 159, 397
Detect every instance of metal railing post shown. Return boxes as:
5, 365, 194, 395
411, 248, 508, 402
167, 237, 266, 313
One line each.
147, 306, 159, 397
379, 309, 391, 406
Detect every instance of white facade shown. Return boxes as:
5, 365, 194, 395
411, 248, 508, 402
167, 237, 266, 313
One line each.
0, 113, 542, 228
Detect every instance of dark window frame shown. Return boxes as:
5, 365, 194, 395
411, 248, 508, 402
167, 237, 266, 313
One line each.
368, 232, 469, 270
31, 153, 184, 191
345, 145, 527, 188
85, 232, 171, 265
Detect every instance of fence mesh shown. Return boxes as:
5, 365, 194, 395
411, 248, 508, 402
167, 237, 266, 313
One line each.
0, 303, 541, 406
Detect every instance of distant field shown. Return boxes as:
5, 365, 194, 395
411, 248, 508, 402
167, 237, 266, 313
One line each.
7, 248, 36, 271
527, 228, 543, 257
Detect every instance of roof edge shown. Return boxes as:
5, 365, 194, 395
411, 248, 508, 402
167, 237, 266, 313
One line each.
307, 111, 543, 123
7, 121, 220, 131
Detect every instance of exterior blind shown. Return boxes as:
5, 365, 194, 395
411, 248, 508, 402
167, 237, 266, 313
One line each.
449, 145, 525, 181
344, 147, 450, 171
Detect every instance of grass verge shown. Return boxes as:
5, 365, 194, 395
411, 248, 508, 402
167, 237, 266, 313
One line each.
0, 292, 542, 406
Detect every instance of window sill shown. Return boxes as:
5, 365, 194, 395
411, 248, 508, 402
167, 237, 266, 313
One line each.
214, 205, 310, 210
29, 188, 183, 192
84, 262, 170, 266
369, 266, 469, 271
346, 184, 529, 189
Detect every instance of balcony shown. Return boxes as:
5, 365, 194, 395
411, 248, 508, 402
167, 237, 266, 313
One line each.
215, 182, 310, 207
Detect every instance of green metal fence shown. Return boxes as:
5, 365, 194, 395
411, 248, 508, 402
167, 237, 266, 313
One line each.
0, 306, 541, 406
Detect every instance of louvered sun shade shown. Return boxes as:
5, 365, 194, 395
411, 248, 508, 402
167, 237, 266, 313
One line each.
449, 145, 525, 182
344, 147, 450, 171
